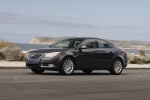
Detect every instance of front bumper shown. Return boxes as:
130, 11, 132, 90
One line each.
123, 55, 128, 68
26, 54, 62, 70
26, 63, 57, 69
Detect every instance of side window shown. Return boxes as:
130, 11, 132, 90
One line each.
83, 40, 98, 48
54, 40, 70, 48
73, 41, 81, 47
98, 40, 113, 48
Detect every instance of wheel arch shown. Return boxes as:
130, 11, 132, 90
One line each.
61, 55, 77, 69
109, 57, 124, 75
112, 57, 125, 68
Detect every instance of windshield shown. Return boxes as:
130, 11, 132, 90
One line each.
50, 39, 84, 48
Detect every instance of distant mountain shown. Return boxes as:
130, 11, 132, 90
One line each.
29, 36, 150, 50
29, 36, 75, 44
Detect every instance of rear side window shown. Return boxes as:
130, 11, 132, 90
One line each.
83, 40, 99, 48
97, 40, 113, 48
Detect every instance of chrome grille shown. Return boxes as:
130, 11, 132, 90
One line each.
28, 53, 42, 59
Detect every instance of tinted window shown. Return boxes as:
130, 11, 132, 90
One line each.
54, 40, 70, 48
98, 40, 113, 48
50, 39, 83, 48
73, 41, 81, 47
83, 40, 99, 48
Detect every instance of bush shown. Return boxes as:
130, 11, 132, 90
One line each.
0, 39, 14, 48
139, 50, 145, 56
130, 57, 145, 64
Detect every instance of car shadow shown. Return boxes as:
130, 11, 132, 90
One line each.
44, 73, 110, 76
28, 71, 128, 76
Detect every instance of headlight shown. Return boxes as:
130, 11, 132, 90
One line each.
44, 52, 61, 58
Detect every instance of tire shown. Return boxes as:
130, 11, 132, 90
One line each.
31, 68, 45, 74
109, 59, 123, 75
82, 70, 93, 74
59, 57, 75, 75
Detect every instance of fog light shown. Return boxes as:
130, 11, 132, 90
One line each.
48, 64, 55, 67
41, 64, 55, 68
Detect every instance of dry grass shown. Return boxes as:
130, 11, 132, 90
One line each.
0, 39, 14, 48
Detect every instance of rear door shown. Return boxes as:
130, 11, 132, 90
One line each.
94, 39, 114, 69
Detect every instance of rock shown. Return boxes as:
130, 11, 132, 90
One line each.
0, 52, 5, 60
22, 51, 27, 61
130, 55, 150, 64
127, 53, 150, 64
0, 47, 24, 61
145, 54, 150, 64
130, 55, 144, 64
127, 53, 135, 63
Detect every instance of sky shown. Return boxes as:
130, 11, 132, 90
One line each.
0, 0, 150, 43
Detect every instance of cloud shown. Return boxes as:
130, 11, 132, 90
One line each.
0, 12, 99, 28
0, 32, 36, 43
108, 25, 141, 29
0, 32, 38, 37
0, 12, 18, 18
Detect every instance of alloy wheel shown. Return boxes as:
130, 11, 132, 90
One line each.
114, 60, 123, 74
63, 59, 74, 74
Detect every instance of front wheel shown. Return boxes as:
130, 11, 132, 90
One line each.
31, 68, 45, 74
109, 59, 123, 75
59, 57, 75, 75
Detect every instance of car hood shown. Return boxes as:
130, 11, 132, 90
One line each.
28, 47, 69, 53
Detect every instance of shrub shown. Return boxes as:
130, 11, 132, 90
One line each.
0, 39, 14, 48
139, 50, 145, 56
130, 57, 144, 64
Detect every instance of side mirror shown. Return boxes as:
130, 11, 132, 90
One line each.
80, 45, 88, 49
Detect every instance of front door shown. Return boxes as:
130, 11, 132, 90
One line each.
76, 39, 99, 69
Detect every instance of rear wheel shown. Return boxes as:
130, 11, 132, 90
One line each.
59, 57, 75, 75
109, 59, 123, 75
31, 68, 45, 74
82, 70, 93, 74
